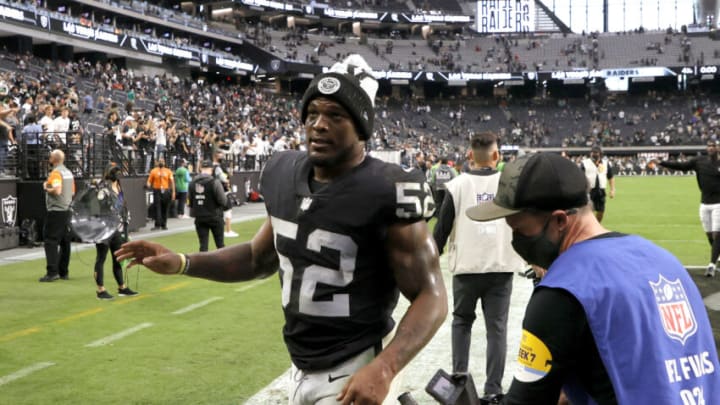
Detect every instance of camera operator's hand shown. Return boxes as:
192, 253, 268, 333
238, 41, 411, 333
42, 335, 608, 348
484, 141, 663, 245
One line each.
115, 240, 182, 274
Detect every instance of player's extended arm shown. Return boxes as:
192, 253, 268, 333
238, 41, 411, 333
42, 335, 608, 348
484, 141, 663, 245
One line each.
338, 220, 448, 405
115, 215, 278, 282
608, 177, 616, 198
658, 159, 695, 172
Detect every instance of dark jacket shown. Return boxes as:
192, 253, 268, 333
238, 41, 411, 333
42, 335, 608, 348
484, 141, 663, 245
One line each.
188, 173, 227, 220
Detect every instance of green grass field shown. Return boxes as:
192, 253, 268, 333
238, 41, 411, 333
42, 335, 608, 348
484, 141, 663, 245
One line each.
602, 176, 710, 265
0, 175, 717, 404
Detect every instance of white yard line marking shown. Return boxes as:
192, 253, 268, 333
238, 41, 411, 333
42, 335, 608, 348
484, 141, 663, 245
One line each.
0, 362, 55, 386
172, 297, 224, 315
235, 277, 272, 292
84, 323, 153, 348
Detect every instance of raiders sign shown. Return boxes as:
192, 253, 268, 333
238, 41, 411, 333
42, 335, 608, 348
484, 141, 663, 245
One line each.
2, 195, 16, 226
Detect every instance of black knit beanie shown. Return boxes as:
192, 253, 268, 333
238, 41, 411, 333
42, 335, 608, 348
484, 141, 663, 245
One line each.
301, 55, 378, 140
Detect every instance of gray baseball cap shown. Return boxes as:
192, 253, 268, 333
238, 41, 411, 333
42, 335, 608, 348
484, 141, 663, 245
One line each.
466, 153, 589, 221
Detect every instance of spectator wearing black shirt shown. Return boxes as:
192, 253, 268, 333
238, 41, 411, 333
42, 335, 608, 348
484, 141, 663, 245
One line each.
174, 128, 191, 162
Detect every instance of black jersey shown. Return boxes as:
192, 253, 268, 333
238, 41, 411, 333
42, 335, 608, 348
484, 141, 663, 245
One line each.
660, 156, 720, 204
261, 150, 435, 370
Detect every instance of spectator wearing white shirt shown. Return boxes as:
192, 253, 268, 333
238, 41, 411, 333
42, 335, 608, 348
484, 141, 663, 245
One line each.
155, 119, 167, 162
21, 97, 33, 116
39, 105, 55, 136
256, 135, 271, 168
51, 107, 70, 145
273, 135, 289, 152
229, 133, 245, 171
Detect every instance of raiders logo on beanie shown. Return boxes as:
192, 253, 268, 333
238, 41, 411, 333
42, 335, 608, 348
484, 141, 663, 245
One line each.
301, 54, 378, 140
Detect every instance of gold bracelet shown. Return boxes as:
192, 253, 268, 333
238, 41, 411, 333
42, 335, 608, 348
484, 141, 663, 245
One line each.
183, 254, 190, 275
177, 253, 187, 275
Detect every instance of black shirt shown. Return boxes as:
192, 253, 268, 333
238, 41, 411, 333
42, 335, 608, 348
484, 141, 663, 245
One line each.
660, 156, 720, 204
189, 174, 227, 219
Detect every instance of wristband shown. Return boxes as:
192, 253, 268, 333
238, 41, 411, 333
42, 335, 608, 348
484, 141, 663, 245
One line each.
177, 253, 190, 275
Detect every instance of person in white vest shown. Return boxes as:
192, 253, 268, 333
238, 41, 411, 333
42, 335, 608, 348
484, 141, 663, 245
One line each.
581, 145, 615, 222
433, 131, 526, 404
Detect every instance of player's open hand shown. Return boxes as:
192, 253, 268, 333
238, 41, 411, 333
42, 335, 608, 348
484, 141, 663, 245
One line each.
337, 358, 394, 405
115, 240, 182, 275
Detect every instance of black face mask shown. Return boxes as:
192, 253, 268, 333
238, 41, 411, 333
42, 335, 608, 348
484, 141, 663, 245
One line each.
511, 215, 562, 270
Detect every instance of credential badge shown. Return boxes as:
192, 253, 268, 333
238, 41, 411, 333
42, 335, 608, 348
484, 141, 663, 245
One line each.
2, 195, 17, 227
649, 275, 698, 345
317, 77, 341, 95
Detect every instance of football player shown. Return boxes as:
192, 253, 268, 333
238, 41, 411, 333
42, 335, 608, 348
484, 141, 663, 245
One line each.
116, 55, 448, 405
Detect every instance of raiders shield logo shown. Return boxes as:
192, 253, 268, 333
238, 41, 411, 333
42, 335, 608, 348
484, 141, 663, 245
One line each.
270, 59, 281, 71
318, 77, 341, 95
2, 195, 16, 227
649, 275, 698, 345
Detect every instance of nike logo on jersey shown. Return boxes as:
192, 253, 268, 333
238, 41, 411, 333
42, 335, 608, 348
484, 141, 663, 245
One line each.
328, 373, 349, 383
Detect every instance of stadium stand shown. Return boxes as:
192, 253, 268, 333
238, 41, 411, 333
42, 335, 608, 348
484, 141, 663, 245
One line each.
2, 0, 720, 182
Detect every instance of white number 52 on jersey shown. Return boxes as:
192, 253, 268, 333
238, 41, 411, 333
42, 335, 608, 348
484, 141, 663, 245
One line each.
396, 182, 435, 219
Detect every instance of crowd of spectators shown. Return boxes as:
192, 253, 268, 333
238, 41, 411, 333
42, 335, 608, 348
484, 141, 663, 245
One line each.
3, 47, 720, 182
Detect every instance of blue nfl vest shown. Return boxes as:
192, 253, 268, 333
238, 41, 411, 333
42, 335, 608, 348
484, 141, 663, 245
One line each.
540, 235, 719, 405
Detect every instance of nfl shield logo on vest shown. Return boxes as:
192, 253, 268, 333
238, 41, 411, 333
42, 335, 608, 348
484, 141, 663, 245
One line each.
2, 195, 16, 227
476, 192, 494, 204
649, 275, 698, 345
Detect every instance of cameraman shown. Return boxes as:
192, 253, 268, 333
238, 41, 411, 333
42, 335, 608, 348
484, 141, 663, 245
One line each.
94, 164, 138, 300
189, 160, 227, 251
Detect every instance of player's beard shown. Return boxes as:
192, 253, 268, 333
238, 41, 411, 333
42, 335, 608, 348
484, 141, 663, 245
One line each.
308, 142, 356, 168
